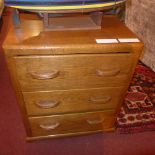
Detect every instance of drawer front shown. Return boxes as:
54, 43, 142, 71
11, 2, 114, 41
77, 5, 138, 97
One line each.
29, 110, 115, 137
14, 54, 133, 91
23, 87, 125, 116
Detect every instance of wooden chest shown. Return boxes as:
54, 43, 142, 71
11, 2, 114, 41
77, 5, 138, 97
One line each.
3, 15, 143, 141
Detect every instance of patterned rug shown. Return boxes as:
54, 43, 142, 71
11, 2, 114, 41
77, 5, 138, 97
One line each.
116, 62, 155, 133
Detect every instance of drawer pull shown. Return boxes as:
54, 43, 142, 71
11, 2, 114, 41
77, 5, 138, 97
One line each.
30, 70, 59, 80
35, 100, 60, 109
96, 68, 120, 77
87, 118, 104, 125
40, 122, 60, 130
90, 96, 111, 104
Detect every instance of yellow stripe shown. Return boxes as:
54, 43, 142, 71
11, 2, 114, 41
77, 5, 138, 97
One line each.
9, 1, 124, 10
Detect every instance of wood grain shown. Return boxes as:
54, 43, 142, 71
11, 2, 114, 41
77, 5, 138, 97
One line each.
3, 14, 143, 140
14, 53, 133, 91
3, 15, 143, 56
29, 110, 115, 137
23, 87, 125, 116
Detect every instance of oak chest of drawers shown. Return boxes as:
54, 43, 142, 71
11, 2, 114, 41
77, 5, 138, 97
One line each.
3, 15, 143, 141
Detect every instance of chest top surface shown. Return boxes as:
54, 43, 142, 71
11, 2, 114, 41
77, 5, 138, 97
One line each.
3, 15, 143, 55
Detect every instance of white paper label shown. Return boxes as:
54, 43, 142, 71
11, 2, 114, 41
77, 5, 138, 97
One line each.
118, 38, 140, 43
96, 39, 118, 44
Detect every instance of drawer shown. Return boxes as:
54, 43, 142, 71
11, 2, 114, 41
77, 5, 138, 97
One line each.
29, 110, 115, 137
23, 87, 125, 116
14, 54, 133, 91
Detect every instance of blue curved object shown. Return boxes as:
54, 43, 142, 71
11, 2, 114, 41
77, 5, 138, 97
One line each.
4, 0, 125, 12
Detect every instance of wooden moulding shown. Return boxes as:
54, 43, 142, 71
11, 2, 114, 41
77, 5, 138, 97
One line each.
26, 128, 115, 141
43, 12, 103, 31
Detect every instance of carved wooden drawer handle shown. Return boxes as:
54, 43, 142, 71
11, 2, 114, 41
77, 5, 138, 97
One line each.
30, 70, 59, 80
35, 100, 60, 109
40, 122, 60, 130
96, 68, 120, 77
90, 96, 111, 104
87, 118, 104, 125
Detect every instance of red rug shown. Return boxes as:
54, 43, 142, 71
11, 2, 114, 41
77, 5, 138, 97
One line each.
116, 62, 155, 133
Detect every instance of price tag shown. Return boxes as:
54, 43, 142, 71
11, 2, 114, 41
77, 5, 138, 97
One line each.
96, 39, 118, 44
118, 38, 140, 43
